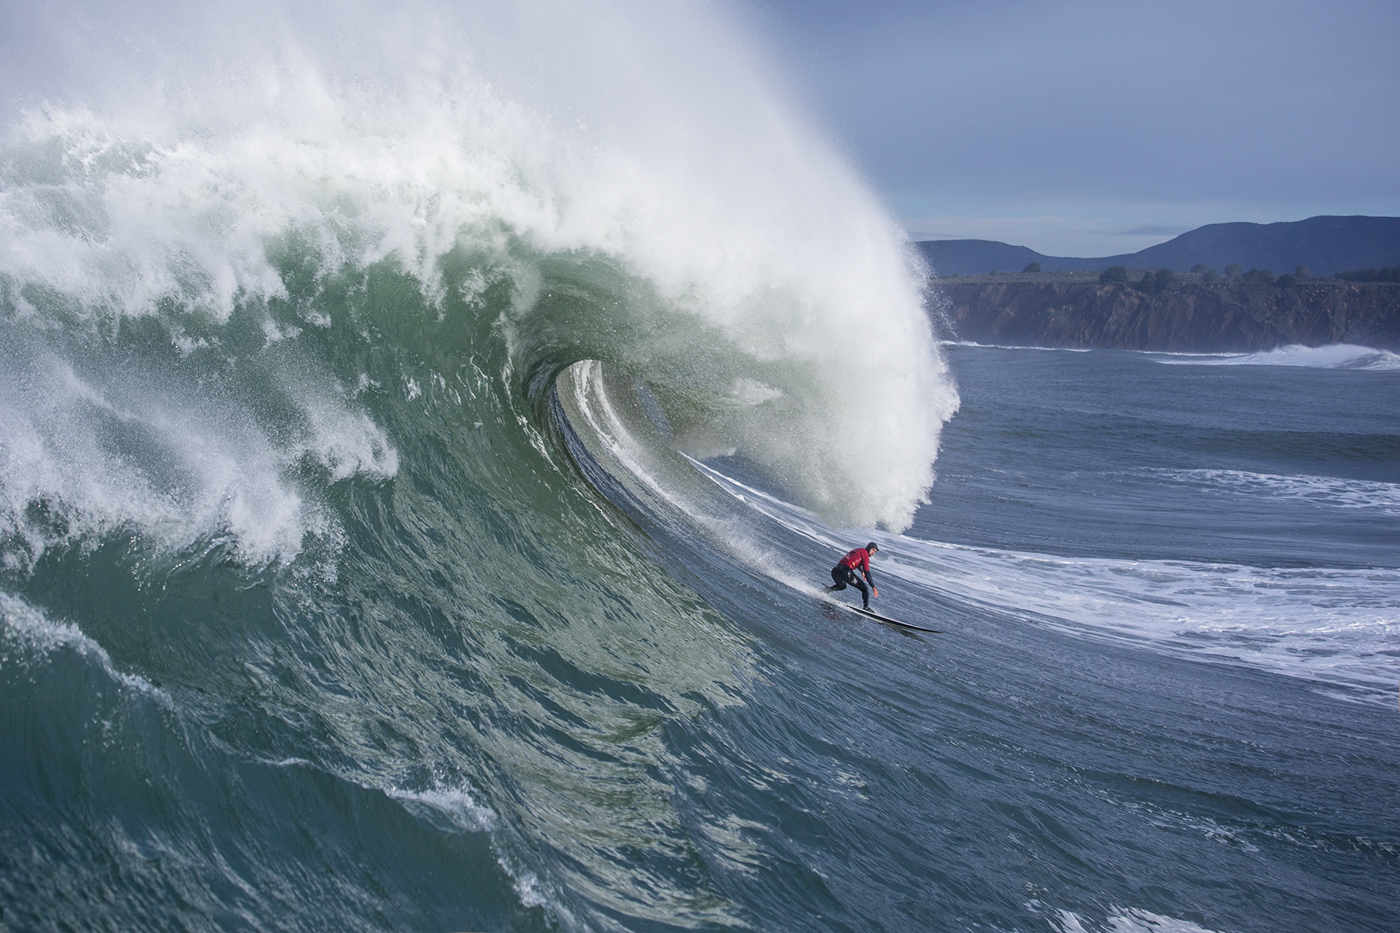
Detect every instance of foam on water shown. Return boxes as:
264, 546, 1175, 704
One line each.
0, 339, 392, 569
1142, 469, 1400, 515
695, 460, 1400, 701
0, 591, 170, 703
1054, 908, 1224, 933
1152, 343, 1400, 371
385, 784, 498, 834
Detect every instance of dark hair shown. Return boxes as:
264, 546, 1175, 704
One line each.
865, 542, 879, 552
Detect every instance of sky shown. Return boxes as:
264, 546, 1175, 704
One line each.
732, 0, 1400, 256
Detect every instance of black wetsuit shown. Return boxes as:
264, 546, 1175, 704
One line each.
829, 547, 875, 609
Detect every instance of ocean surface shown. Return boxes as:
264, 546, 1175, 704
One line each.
2, 3, 1398, 931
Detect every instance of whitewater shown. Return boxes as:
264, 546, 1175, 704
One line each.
2, 2, 1397, 932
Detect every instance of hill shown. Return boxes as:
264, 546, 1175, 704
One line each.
916, 216, 1400, 277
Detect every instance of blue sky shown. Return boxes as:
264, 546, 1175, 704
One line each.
733, 0, 1400, 256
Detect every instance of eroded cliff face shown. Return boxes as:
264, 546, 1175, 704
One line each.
930, 277, 1400, 351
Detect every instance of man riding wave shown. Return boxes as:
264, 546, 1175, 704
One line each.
827, 542, 879, 610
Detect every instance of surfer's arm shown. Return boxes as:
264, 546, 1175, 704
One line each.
861, 557, 877, 595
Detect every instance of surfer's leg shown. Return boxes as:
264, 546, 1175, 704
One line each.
853, 577, 870, 609
829, 566, 847, 591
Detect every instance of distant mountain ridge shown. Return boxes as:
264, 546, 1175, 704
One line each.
916, 215, 1400, 277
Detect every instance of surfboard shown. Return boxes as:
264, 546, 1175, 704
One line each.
826, 599, 942, 633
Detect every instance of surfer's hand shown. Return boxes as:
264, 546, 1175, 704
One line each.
872, 588, 878, 598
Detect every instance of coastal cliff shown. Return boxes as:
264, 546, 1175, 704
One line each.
930, 273, 1400, 351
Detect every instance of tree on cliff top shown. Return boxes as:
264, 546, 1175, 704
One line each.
1335, 265, 1400, 282
1099, 266, 1129, 284
1136, 268, 1175, 295
1022, 261, 1042, 273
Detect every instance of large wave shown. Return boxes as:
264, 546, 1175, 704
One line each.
0, 0, 957, 573
0, 4, 959, 929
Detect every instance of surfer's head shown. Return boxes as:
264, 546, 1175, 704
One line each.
866, 542, 879, 554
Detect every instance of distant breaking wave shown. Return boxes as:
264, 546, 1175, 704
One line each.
1151, 344, 1400, 371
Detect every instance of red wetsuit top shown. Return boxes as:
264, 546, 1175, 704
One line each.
838, 547, 873, 581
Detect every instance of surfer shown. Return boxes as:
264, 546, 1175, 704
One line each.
827, 543, 879, 610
